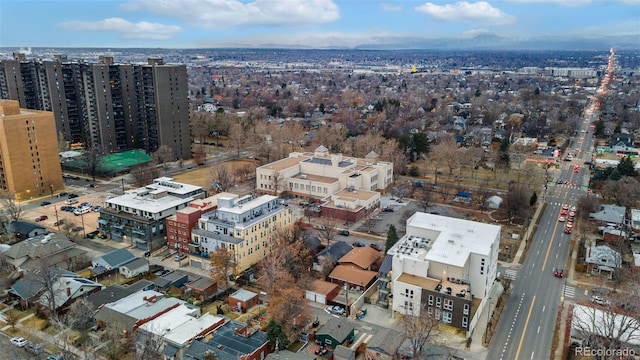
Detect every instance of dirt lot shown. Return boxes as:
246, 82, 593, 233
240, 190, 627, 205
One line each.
172, 159, 258, 194
26, 191, 106, 235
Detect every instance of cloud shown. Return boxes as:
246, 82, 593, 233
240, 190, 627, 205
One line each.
504, 0, 591, 6
414, 1, 516, 25
380, 3, 403, 12
58, 18, 182, 40
461, 28, 492, 37
120, 0, 339, 28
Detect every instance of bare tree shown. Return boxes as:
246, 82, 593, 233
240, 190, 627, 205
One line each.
316, 217, 340, 246
474, 182, 493, 212
130, 162, 159, 187
0, 191, 23, 221
398, 304, 440, 360
501, 184, 530, 222
65, 298, 96, 358
209, 163, 234, 193
572, 302, 640, 351
228, 122, 248, 158
82, 144, 104, 181
270, 171, 285, 196
430, 137, 461, 175
576, 195, 598, 221
438, 181, 455, 203
209, 247, 235, 293
152, 145, 175, 174
416, 186, 433, 212
100, 321, 129, 360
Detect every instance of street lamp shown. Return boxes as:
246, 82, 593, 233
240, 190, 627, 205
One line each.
80, 209, 86, 239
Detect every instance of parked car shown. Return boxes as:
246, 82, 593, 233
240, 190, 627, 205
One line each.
382, 207, 394, 212
591, 295, 611, 306
174, 254, 187, 261
80, 202, 92, 208
26, 342, 43, 355
64, 199, 78, 205
68, 193, 79, 199
35, 215, 48, 222
92, 206, 103, 212
97, 232, 108, 239
369, 243, 383, 252
353, 241, 366, 247
40, 201, 51, 206
86, 230, 99, 239
89, 184, 99, 188
72, 226, 83, 232
58, 192, 68, 197
339, 230, 350, 236
54, 219, 65, 226
10, 337, 27, 347
325, 305, 345, 316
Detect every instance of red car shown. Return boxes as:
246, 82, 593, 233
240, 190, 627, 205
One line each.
554, 268, 564, 278
564, 227, 572, 234
35, 215, 48, 222
561, 204, 569, 210
560, 209, 568, 215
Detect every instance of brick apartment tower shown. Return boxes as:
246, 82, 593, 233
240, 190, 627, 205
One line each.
0, 100, 63, 200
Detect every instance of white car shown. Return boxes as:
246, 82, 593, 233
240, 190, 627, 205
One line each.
325, 305, 345, 316
10, 337, 27, 347
591, 295, 611, 306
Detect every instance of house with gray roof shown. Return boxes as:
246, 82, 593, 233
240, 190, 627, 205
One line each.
590, 204, 626, 226
9, 268, 77, 309
94, 290, 183, 331
365, 327, 404, 359
316, 318, 355, 349
119, 258, 149, 278
334, 345, 355, 360
585, 240, 622, 279
92, 248, 136, 271
184, 320, 270, 360
9, 220, 47, 240
312, 241, 353, 272
38, 275, 104, 313
3, 233, 86, 271
153, 270, 189, 291
86, 285, 135, 309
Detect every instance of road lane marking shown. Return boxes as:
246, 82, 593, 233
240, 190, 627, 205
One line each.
537, 326, 540, 334
542, 217, 561, 272
531, 352, 535, 360
515, 295, 536, 360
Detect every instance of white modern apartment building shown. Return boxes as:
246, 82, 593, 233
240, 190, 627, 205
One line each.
191, 194, 293, 273
98, 177, 205, 250
390, 212, 500, 335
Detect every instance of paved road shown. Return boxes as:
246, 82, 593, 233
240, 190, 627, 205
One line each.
487, 94, 599, 359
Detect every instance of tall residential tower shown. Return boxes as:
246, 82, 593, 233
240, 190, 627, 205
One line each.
0, 54, 190, 159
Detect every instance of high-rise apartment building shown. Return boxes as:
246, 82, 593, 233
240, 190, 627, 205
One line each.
0, 54, 190, 159
0, 100, 63, 200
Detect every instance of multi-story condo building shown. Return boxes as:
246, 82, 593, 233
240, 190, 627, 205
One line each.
165, 192, 236, 255
0, 100, 63, 200
390, 212, 500, 336
191, 194, 293, 274
0, 54, 190, 159
98, 177, 204, 251
255, 145, 392, 221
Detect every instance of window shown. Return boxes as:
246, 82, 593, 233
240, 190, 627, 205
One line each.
463, 303, 470, 315
443, 299, 453, 311
462, 316, 468, 328
435, 309, 441, 320
427, 308, 433, 317
428, 295, 434, 306
435, 297, 441, 308
442, 311, 452, 324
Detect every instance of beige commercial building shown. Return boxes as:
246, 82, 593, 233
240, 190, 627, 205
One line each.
0, 100, 63, 201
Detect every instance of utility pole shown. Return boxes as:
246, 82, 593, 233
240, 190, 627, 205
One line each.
54, 206, 61, 232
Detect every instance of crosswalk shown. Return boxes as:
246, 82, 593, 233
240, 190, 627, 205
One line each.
563, 285, 575, 299
503, 268, 518, 281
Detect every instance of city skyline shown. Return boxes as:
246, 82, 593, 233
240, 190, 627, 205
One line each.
1, 0, 639, 49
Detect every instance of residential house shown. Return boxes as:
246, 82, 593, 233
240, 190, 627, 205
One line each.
98, 177, 205, 250
255, 146, 392, 221
9, 221, 47, 240
365, 327, 404, 360
315, 318, 355, 349
166, 192, 236, 255
183, 320, 270, 360
185, 277, 218, 301
38, 274, 104, 314
630, 209, 640, 234
9, 268, 76, 309
119, 258, 149, 278
3, 233, 86, 271
305, 279, 340, 305
334, 345, 355, 360
312, 241, 353, 272
136, 304, 224, 360
590, 204, 626, 226
92, 248, 136, 272
191, 194, 293, 273
153, 270, 189, 291
328, 265, 377, 293
337, 246, 382, 271
610, 134, 635, 152
584, 240, 622, 279
86, 285, 136, 310
390, 213, 500, 336
228, 288, 260, 312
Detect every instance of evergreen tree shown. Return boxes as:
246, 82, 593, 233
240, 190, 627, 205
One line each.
386, 224, 399, 252
617, 156, 637, 177
529, 192, 538, 207
266, 320, 290, 351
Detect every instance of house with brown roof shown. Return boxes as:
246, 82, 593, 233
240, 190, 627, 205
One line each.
337, 246, 382, 271
305, 279, 340, 304
328, 265, 377, 292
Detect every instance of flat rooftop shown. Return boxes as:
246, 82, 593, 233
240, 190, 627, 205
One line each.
259, 155, 309, 171
293, 173, 337, 184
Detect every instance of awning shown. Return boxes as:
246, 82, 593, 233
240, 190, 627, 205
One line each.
597, 265, 614, 272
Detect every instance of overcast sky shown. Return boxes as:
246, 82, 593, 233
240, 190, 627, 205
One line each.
1, 0, 639, 48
